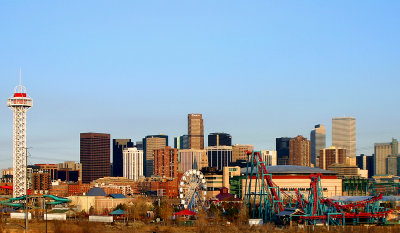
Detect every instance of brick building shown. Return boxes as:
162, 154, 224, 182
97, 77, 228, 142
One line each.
289, 135, 311, 167
319, 146, 346, 170
154, 146, 178, 178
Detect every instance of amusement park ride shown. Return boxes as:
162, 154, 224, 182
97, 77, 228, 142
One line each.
244, 151, 392, 225
179, 169, 207, 212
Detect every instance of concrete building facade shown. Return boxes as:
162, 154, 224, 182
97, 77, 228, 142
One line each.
261, 150, 277, 166
123, 147, 143, 181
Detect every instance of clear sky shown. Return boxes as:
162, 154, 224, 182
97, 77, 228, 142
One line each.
0, 1, 399, 169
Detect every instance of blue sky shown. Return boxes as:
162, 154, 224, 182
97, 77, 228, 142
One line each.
0, 1, 399, 169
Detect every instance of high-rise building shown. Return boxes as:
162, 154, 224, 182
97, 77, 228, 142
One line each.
123, 147, 143, 181
332, 117, 356, 158
387, 155, 400, 176
310, 124, 326, 167
174, 135, 189, 149
31, 173, 51, 192
179, 149, 208, 172
143, 135, 168, 177
289, 135, 311, 167
35, 164, 58, 181
356, 154, 374, 178
154, 146, 178, 178
232, 144, 254, 162
319, 146, 346, 170
7, 78, 33, 198
208, 133, 232, 147
80, 133, 110, 183
188, 114, 204, 149
206, 146, 233, 171
112, 139, 134, 177
276, 137, 291, 165
374, 138, 399, 175
261, 150, 277, 166
58, 161, 82, 181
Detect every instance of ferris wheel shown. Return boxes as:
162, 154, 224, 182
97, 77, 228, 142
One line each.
179, 169, 207, 211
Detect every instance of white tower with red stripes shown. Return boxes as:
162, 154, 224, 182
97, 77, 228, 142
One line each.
7, 73, 33, 198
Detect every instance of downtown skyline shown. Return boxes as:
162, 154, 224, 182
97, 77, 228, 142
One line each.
0, 1, 399, 169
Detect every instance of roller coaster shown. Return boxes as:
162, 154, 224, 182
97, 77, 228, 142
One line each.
244, 151, 391, 225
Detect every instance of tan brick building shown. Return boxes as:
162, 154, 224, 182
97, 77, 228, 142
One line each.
232, 144, 254, 162
188, 114, 204, 149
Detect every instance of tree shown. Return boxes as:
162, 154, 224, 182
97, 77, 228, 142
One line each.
159, 199, 174, 225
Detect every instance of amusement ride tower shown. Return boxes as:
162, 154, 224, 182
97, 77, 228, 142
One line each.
7, 73, 33, 198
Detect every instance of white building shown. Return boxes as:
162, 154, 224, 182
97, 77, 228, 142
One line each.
261, 150, 277, 166
123, 148, 143, 180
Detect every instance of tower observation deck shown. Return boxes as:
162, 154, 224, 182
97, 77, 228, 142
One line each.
7, 78, 33, 198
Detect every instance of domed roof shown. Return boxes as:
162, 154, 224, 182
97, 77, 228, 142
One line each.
86, 187, 107, 196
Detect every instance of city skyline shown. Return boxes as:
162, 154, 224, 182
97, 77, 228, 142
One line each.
1, 1, 400, 169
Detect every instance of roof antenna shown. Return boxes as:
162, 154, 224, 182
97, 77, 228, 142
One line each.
18, 68, 22, 93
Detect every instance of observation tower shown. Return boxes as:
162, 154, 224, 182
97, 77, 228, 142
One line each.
7, 73, 33, 198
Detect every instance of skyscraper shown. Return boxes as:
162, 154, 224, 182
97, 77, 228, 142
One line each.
188, 114, 204, 149
332, 117, 356, 158
310, 124, 326, 167
123, 147, 143, 181
112, 139, 134, 177
80, 133, 110, 183
276, 137, 291, 165
374, 138, 399, 175
206, 146, 232, 171
208, 133, 232, 147
174, 135, 189, 149
143, 135, 168, 177
356, 154, 374, 178
154, 146, 178, 178
289, 135, 311, 167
